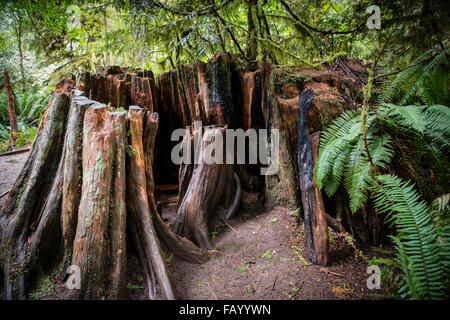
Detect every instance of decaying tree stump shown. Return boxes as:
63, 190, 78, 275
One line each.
0, 54, 367, 299
0, 88, 210, 300
0, 93, 70, 299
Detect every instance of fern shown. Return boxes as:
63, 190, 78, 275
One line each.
373, 175, 446, 299
401, 49, 449, 105
385, 104, 426, 133
323, 144, 350, 196
316, 61, 449, 299
315, 110, 360, 190
343, 135, 394, 213
378, 47, 449, 106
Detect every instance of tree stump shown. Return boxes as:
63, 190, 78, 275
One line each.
0, 55, 365, 299
0, 90, 209, 300
3, 68, 18, 143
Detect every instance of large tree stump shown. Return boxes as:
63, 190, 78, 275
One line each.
0, 55, 363, 299
0, 88, 209, 300
0, 93, 70, 299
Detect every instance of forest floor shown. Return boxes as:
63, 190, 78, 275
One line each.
0, 151, 396, 300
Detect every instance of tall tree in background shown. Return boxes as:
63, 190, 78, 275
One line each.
3, 68, 18, 142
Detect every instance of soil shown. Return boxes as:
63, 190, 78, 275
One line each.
0, 149, 30, 208
0, 151, 396, 300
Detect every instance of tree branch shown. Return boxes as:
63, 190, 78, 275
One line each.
278, 0, 363, 35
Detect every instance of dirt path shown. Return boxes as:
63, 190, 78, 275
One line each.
168, 192, 389, 300
0, 150, 29, 208
0, 152, 393, 300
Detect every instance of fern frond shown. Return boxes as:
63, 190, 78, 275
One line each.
401, 49, 449, 105
373, 174, 445, 299
323, 143, 350, 197
344, 138, 369, 213
315, 110, 360, 190
383, 104, 426, 133
344, 135, 394, 213
318, 110, 360, 146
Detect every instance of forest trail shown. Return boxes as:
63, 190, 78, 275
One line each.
0, 152, 390, 300
0, 150, 30, 208
167, 193, 384, 300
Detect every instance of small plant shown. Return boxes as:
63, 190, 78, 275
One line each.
29, 269, 55, 299
126, 283, 144, 290
262, 249, 273, 260
234, 260, 249, 277
164, 253, 174, 265
16, 127, 38, 147
328, 230, 336, 245
232, 242, 244, 252
287, 207, 301, 217
292, 245, 311, 266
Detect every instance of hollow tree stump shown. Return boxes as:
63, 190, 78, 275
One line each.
0, 56, 360, 299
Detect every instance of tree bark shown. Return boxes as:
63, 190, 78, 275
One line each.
3, 68, 19, 142
297, 89, 329, 266
0, 93, 70, 299
171, 126, 236, 249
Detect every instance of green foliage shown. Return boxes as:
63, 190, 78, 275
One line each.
29, 268, 55, 299
373, 175, 448, 299
0, 89, 48, 148
344, 135, 394, 213
317, 103, 450, 207
16, 127, 37, 147
379, 47, 449, 106
126, 282, 144, 290
316, 101, 450, 299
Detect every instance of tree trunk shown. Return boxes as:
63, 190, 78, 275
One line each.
0, 93, 70, 299
3, 68, 18, 142
171, 125, 239, 249
246, 0, 258, 61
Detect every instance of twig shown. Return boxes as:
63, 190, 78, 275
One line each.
207, 281, 219, 300
290, 280, 304, 299
375, 49, 447, 79
221, 218, 237, 233
0, 189, 10, 198
320, 267, 344, 278
271, 275, 278, 291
